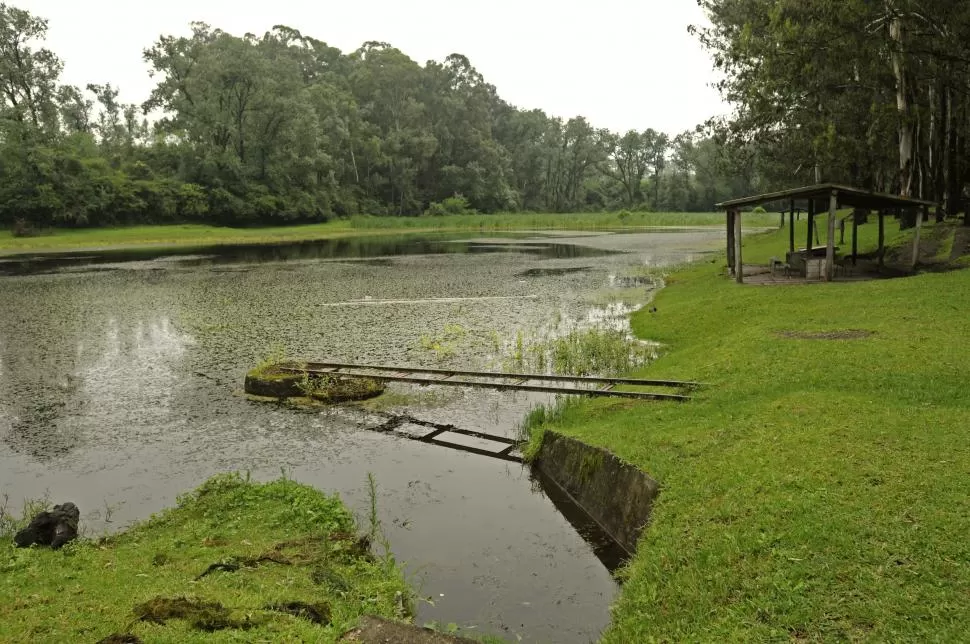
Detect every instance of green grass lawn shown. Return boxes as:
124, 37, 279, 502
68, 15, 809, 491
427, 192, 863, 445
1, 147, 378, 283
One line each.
0, 474, 412, 643
0, 211, 779, 255
527, 218, 970, 641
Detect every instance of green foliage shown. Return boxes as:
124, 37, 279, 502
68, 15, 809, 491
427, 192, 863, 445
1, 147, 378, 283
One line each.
695, 0, 970, 215
0, 494, 50, 541
418, 323, 468, 361
0, 3, 767, 232
530, 221, 970, 640
297, 374, 385, 403
0, 474, 412, 641
423, 195, 477, 217
252, 346, 288, 376
517, 398, 584, 459
508, 328, 657, 377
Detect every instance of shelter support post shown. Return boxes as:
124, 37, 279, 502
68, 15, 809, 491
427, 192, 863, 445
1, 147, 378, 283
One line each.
826, 191, 837, 281
807, 200, 815, 251
734, 209, 744, 284
880, 210, 892, 268
852, 213, 859, 265
789, 200, 796, 254
912, 206, 926, 269
726, 210, 736, 274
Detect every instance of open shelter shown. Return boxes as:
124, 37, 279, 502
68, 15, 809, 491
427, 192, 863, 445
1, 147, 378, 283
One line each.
716, 184, 936, 283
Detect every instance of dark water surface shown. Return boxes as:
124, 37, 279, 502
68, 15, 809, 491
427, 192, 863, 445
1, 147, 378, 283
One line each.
0, 230, 720, 642
0, 233, 615, 276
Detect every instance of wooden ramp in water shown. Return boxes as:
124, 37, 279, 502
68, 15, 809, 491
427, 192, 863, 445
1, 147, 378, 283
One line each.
281, 361, 700, 402
370, 414, 525, 463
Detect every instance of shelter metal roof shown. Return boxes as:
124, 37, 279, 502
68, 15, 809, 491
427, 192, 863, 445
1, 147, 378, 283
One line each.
715, 183, 936, 211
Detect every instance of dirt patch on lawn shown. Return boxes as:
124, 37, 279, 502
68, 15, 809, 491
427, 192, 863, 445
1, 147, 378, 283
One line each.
96, 635, 142, 644
775, 329, 875, 340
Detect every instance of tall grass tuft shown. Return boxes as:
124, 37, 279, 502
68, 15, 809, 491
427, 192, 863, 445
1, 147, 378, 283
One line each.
517, 398, 583, 460
509, 328, 657, 377
0, 494, 51, 540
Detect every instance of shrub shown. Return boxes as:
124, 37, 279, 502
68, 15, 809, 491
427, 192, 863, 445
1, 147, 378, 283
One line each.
177, 183, 209, 220
208, 187, 255, 224
424, 194, 477, 217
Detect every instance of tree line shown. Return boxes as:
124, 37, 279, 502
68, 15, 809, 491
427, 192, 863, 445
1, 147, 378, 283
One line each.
0, 4, 758, 231
697, 0, 970, 221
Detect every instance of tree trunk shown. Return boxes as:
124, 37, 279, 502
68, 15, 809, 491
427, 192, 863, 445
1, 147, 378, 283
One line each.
929, 81, 944, 213
350, 140, 360, 184
890, 11, 915, 197
943, 84, 955, 220
960, 94, 970, 225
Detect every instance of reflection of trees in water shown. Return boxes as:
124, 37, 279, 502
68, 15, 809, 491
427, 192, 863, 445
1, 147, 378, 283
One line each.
78, 316, 189, 433
1, 235, 617, 278
0, 276, 190, 461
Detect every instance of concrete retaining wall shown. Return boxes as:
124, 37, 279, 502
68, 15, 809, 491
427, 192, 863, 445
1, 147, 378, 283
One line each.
534, 431, 659, 557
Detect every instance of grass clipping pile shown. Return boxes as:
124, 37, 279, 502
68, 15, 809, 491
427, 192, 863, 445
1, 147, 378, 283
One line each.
246, 362, 384, 404
0, 474, 412, 642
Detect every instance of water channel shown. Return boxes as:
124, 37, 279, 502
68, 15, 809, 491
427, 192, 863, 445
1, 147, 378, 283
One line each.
0, 229, 721, 642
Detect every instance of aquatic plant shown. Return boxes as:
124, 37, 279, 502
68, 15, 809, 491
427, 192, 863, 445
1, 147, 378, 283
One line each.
417, 324, 468, 361
512, 330, 525, 366
550, 328, 656, 376
506, 328, 656, 377
251, 345, 288, 376
0, 494, 51, 541
364, 473, 401, 581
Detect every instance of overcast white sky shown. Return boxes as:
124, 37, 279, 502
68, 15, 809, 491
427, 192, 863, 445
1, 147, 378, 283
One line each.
31, 0, 726, 135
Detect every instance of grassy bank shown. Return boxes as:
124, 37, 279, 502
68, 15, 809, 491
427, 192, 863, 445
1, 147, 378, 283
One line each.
0, 211, 779, 255
527, 218, 970, 640
0, 474, 412, 642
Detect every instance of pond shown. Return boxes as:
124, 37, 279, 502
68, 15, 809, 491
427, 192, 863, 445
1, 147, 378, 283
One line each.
0, 229, 721, 642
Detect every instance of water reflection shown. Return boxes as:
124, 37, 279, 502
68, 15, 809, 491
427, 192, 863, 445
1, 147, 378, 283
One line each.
79, 317, 190, 432
0, 234, 617, 277
530, 467, 630, 573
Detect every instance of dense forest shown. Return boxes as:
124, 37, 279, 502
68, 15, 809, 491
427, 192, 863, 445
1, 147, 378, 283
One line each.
0, 4, 758, 230
698, 0, 970, 222
7, 2, 969, 231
